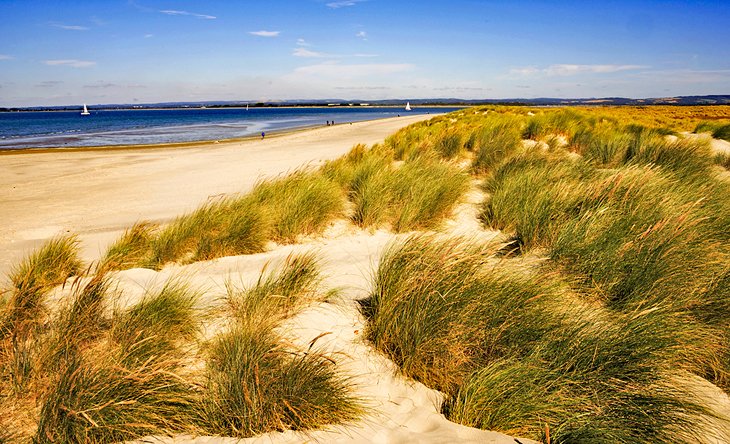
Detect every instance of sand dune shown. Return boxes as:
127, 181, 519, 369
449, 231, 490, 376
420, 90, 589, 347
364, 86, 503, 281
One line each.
2, 114, 538, 443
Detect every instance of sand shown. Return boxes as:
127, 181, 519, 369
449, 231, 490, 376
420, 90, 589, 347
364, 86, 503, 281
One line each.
1, 115, 537, 443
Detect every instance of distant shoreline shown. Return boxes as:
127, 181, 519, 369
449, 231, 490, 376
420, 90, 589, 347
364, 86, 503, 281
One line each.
0, 121, 315, 155
0, 107, 452, 152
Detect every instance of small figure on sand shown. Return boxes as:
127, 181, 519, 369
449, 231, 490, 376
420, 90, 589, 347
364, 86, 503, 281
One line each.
326, 121, 330, 126
261, 131, 265, 139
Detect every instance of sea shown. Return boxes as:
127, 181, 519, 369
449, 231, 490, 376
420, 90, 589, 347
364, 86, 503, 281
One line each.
0, 106, 461, 150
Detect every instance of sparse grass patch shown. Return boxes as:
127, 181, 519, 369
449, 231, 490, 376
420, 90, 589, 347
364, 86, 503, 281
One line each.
2, 236, 82, 335
201, 252, 359, 437
228, 252, 322, 326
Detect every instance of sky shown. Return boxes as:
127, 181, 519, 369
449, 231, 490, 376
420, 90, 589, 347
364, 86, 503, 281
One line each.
0, 0, 729, 107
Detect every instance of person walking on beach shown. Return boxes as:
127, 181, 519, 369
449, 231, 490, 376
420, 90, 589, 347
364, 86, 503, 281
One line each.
261, 131, 265, 139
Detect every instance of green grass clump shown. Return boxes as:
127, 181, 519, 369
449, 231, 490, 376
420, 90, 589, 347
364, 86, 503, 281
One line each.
481, 153, 593, 250
148, 196, 269, 268
471, 115, 524, 173
201, 253, 359, 437
625, 131, 713, 176
433, 130, 464, 159
695, 121, 730, 141
2, 236, 82, 334
714, 151, 730, 169
199, 324, 358, 437
228, 252, 322, 326
384, 120, 434, 160
325, 145, 469, 231
388, 159, 470, 231
363, 235, 715, 443
523, 109, 588, 141
250, 171, 344, 242
99, 222, 157, 271
35, 352, 199, 443
35, 280, 202, 442
110, 281, 199, 365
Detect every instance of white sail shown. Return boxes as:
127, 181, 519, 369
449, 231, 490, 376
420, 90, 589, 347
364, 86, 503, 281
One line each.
405, 101, 412, 111
81, 104, 90, 116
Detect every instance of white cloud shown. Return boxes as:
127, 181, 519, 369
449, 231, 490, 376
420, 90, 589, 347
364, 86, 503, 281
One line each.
546, 64, 647, 76
511, 64, 648, 77
43, 59, 96, 68
0, 54, 12, 60
293, 48, 329, 58
356, 31, 367, 40
297, 38, 310, 46
353, 53, 378, 57
160, 10, 216, 19
293, 61, 413, 78
249, 30, 280, 37
144, 33, 154, 38
52, 23, 89, 31
327, 0, 365, 8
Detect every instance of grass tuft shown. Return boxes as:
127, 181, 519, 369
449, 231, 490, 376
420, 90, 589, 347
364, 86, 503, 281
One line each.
228, 252, 322, 326
2, 236, 82, 335
99, 222, 157, 272
199, 324, 358, 437
250, 171, 344, 242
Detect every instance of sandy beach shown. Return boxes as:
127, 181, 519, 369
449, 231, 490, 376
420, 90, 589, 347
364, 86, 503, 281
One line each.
0, 115, 432, 280
0, 113, 539, 443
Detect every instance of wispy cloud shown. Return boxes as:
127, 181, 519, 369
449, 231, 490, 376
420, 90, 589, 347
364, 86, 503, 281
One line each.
511, 64, 648, 76
293, 61, 413, 77
144, 33, 154, 38
249, 30, 280, 37
293, 48, 329, 58
356, 31, 367, 40
35, 80, 63, 88
327, 0, 365, 8
84, 82, 117, 89
0, 54, 12, 60
160, 10, 216, 19
51, 23, 89, 31
297, 38, 310, 46
334, 85, 390, 90
353, 53, 378, 57
43, 59, 96, 68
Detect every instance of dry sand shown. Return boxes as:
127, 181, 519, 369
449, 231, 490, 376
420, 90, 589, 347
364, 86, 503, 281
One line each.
1, 114, 536, 443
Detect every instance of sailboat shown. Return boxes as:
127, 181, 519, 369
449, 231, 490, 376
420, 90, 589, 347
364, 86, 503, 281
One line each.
405, 102, 412, 111
246, 103, 249, 111
81, 104, 90, 116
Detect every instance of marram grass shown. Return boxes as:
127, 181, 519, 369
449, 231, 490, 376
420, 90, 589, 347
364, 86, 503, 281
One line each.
363, 235, 721, 443
198, 323, 359, 437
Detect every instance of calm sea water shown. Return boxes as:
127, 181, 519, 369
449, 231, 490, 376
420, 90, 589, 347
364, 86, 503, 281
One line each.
0, 106, 460, 150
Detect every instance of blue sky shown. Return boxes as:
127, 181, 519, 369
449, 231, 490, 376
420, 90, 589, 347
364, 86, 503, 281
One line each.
0, 0, 729, 106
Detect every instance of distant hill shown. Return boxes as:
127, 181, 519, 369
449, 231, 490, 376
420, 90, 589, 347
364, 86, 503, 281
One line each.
2, 95, 729, 112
